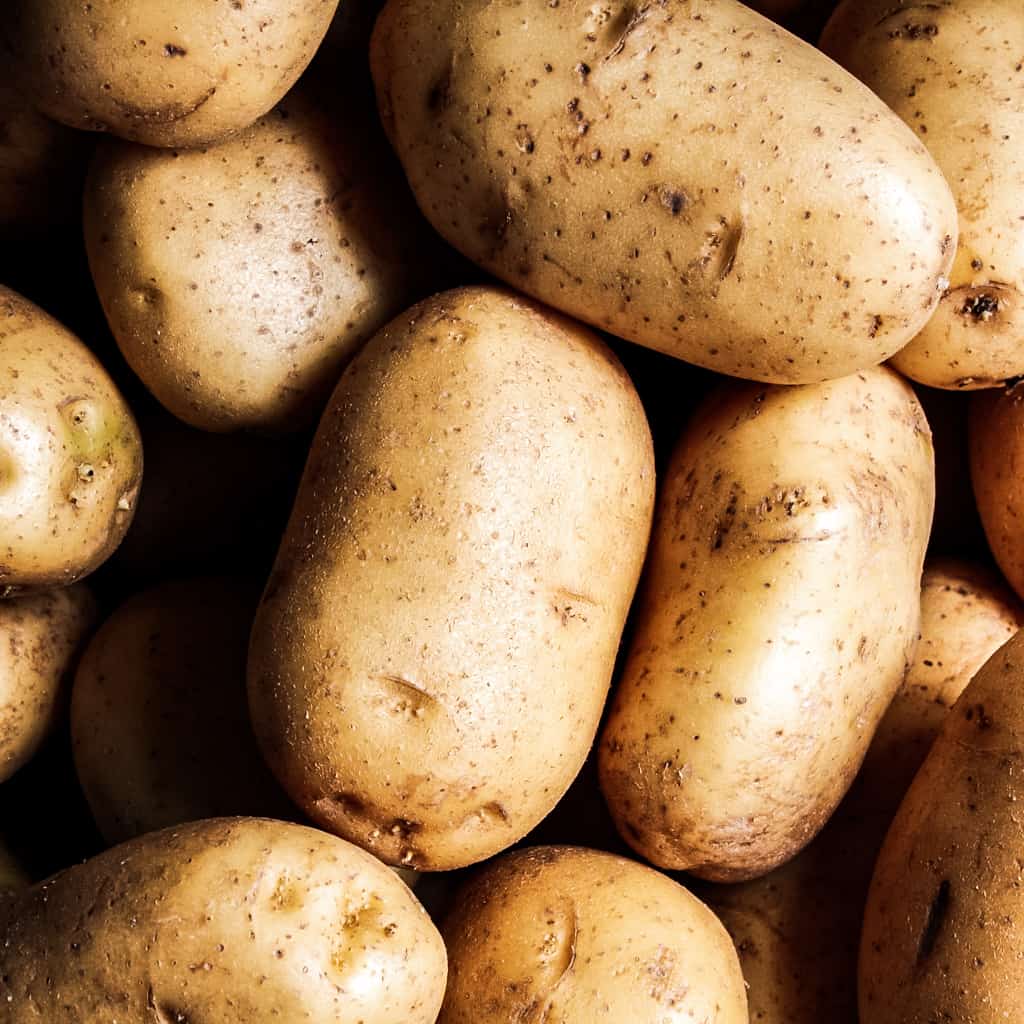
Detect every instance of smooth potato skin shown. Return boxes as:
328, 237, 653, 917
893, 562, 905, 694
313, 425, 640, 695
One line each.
440, 846, 747, 1023
2, 0, 339, 148
371, 0, 956, 383
0, 287, 142, 592
599, 367, 934, 880
822, 0, 1024, 389
0, 817, 446, 1023
248, 286, 655, 870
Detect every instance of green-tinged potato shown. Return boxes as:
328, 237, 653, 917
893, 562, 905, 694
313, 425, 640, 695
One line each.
2, 1, 339, 149
71, 578, 293, 844
370, 0, 957, 384
440, 846, 747, 1023
599, 366, 934, 881
249, 286, 655, 870
0, 817, 447, 1022
0, 286, 142, 593
822, 0, 1024, 389
85, 86, 441, 435
859, 630, 1024, 1022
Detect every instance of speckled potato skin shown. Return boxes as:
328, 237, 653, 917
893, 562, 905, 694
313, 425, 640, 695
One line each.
0, 817, 447, 1023
599, 366, 934, 881
370, 0, 956, 384
1, 0, 339, 149
821, 1, 1024, 390
859, 630, 1024, 1023
439, 846, 747, 1024
85, 88, 437, 435
0, 287, 142, 594
71, 578, 292, 844
248, 286, 655, 871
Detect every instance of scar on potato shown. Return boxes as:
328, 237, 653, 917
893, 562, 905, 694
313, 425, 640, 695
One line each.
112, 85, 217, 127
374, 674, 448, 720
915, 879, 950, 966
552, 587, 600, 626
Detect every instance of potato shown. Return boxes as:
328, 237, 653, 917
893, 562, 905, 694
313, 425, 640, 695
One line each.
599, 366, 934, 880
439, 846, 747, 1023
71, 578, 292, 844
859, 629, 1024, 1022
248, 286, 655, 870
0, 286, 142, 593
0, 817, 447, 1022
822, 0, 1024, 389
370, 0, 957, 385
1, 1, 339, 149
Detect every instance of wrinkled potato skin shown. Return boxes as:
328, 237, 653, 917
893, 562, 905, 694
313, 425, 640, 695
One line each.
0, 817, 446, 1023
71, 579, 292, 844
0, 287, 142, 593
440, 846, 747, 1023
822, 0, 1024, 389
599, 367, 934, 880
2, 1, 339, 149
85, 88, 439, 434
860, 631, 1024, 1023
371, 0, 956, 384
249, 286, 655, 871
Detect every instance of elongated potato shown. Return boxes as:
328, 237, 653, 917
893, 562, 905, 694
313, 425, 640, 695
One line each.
371, 0, 956, 384
599, 366, 934, 881
822, 0, 1024, 389
248, 286, 655, 871
0, 817, 446, 1022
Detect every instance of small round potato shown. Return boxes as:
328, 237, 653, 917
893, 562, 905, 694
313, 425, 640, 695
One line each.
2, 0, 339, 149
0, 817, 447, 1022
439, 846, 747, 1023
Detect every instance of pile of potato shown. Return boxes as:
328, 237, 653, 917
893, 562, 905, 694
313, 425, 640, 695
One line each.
1, 0, 1023, 1020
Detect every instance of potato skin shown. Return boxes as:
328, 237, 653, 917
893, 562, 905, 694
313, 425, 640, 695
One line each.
599, 367, 934, 880
2, 0, 339, 149
0, 817, 446, 1023
822, 0, 1024, 389
440, 846, 747, 1023
371, 0, 956, 384
248, 286, 655, 871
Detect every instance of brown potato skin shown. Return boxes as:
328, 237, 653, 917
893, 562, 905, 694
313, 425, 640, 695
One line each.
248, 286, 655, 871
0, 287, 142, 593
599, 367, 934, 880
440, 846, 747, 1023
370, 0, 956, 384
822, 0, 1024, 389
0, 817, 447, 1023
2, 1, 339, 149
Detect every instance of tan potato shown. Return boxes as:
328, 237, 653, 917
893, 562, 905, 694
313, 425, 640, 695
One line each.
599, 366, 934, 881
370, 0, 956, 384
248, 286, 655, 871
71, 578, 293, 844
0, 817, 447, 1022
1, 1, 339, 149
822, 0, 1024, 389
440, 846, 747, 1023
0, 286, 142, 593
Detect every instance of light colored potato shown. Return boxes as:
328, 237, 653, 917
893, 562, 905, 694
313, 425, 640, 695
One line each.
822, 0, 1024, 389
0, 817, 446, 1022
2, 0, 339, 149
440, 846, 747, 1024
0, 286, 142, 593
371, 0, 956, 384
599, 366, 934, 880
248, 286, 655, 870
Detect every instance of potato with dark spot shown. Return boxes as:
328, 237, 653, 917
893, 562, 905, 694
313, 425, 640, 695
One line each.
248, 286, 655, 871
599, 367, 934, 880
0, 287, 142, 593
822, 0, 1024, 390
0, 817, 446, 1023
1, 0, 339, 149
439, 846, 747, 1023
371, 0, 957, 384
